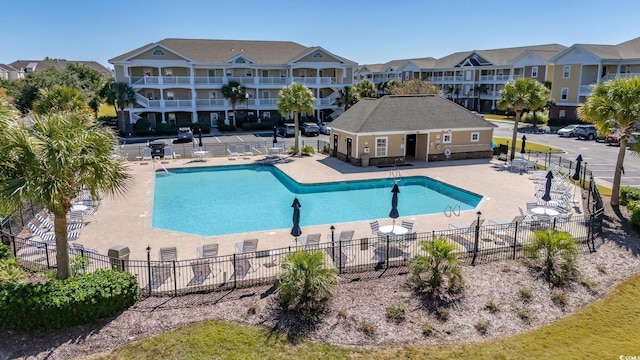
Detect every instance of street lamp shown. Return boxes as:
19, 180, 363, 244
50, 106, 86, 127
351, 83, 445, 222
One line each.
330, 225, 335, 242
245, 92, 249, 119
472, 211, 482, 265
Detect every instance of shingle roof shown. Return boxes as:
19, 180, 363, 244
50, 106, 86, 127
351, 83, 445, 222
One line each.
330, 95, 497, 133
9, 60, 112, 75
577, 36, 640, 59
109, 38, 356, 64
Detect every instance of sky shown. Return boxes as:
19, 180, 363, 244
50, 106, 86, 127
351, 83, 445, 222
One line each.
3, 0, 640, 69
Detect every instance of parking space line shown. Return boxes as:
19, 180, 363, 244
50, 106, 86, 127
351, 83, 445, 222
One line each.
236, 135, 244, 142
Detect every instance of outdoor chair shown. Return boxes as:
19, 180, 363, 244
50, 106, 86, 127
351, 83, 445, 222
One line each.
243, 144, 254, 159
198, 243, 219, 258
163, 147, 173, 160
338, 230, 354, 242
36, 213, 83, 232
370, 221, 382, 235
401, 220, 414, 233
227, 145, 240, 160
187, 260, 213, 286
159, 247, 178, 262
142, 147, 152, 161
235, 238, 258, 253
299, 233, 321, 248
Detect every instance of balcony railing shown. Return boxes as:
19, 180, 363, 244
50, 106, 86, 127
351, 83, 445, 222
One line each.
260, 98, 278, 105
195, 99, 226, 106
164, 99, 193, 108
601, 72, 640, 81
131, 76, 159, 85
258, 77, 287, 85
162, 76, 191, 84
149, 100, 161, 107
226, 76, 255, 84
194, 76, 224, 84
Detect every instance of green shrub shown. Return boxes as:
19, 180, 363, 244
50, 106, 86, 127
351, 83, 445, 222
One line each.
627, 200, 640, 212
526, 229, 578, 286
241, 121, 275, 131
485, 299, 499, 313
359, 320, 377, 336
409, 237, 463, 299
276, 251, 338, 322
436, 307, 449, 321
519, 287, 533, 302
0, 269, 138, 331
422, 321, 436, 336
551, 290, 567, 308
0, 243, 10, 260
621, 186, 640, 206
474, 319, 489, 334
517, 307, 531, 323
301, 145, 315, 156
385, 303, 407, 323
631, 208, 640, 233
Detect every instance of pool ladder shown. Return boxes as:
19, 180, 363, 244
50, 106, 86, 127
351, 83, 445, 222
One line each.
389, 169, 401, 183
444, 204, 461, 217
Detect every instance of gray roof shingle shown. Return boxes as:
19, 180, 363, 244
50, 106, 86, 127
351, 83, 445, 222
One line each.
331, 95, 497, 133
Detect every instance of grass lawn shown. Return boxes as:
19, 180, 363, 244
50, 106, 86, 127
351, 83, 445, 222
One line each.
106, 274, 640, 359
492, 137, 561, 153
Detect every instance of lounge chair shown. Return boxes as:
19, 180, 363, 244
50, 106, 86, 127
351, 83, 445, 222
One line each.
173, 152, 182, 160
298, 233, 321, 248
142, 147, 152, 161
187, 260, 213, 286
235, 238, 258, 253
488, 216, 525, 246
36, 213, 83, 232
401, 220, 414, 233
163, 147, 173, 160
28, 222, 79, 242
243, 144, 254, 159
445, 219, 484, 252
338, 230, 354, 242
227, 145, 240, 160
198, 243, 219, 258
159, 247, 178, 262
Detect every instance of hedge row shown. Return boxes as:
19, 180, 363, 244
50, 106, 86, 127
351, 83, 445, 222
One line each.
0, 269, 138, 331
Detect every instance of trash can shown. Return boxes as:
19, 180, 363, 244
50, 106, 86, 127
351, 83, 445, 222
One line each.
361, 153, 370, 167
108, 245, 130, 271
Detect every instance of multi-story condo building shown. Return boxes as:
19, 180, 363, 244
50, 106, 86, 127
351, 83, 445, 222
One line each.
548, 37, 640, 120
109, 38, 357, 129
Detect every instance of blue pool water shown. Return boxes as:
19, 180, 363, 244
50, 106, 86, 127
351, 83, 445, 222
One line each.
152, 165, 482, 236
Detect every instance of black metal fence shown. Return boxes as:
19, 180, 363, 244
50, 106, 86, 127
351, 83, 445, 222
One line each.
3, 151, 606, 298
7, 214, 602, 298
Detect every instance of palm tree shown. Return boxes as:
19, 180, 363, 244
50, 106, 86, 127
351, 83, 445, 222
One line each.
473, 84, 487, 111
389, 79, 441, 95
0, 111, 130, 279
578, 77, 640, 206
33, 86, 91, 116
276, 250, 338, 320
221, 80, 246, 128
277, 83, 315, 155
352, 80, 377, 99
409, 236, 463, 299
497, 78, 550, 161
526, 229, 578, 286
334, 86, 357, 111
100, 79, 136, 132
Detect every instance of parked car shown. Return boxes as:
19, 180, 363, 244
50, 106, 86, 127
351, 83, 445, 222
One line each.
630, 132, 640, 145
301, 122, 320, 136
557, 124, 580, 137
575, 124, 598, 140
319, 122, 331, 135
470, 111, 484, 118
148, 141, 166, 158
605, 131, 621, 146
177, 127, 193, 143
278, 123, 296, 137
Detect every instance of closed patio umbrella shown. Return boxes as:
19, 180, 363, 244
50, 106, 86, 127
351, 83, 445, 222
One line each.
291, 197, 302, 240
520, 135, 527, 154
541, 171, 553, 202
198, 128, 203, 147
389, 183, 400, 230
273, 126, 278, 145
572, 154, 582, 181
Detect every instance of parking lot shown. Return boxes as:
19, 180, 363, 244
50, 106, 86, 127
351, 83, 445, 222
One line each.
492, 121, 640, 188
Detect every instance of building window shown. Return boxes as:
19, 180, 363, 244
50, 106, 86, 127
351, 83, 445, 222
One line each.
168, 113, 176, 125
164, 69, 173, 76
313, 52, 324, 59
235, 58, 246, 63
563, 65, 571, 78
262, 111, 270, 118
471, 132, 479, 142
245, 70, 252, 77
559, 110, 566, 118
561, 88, 569, 100
531, 66, 538, 77
375, 137, 388, 157
210, 113, 218, 121
443, 133, 452, 143
152, 49, 165, 56
209, 91, 216, 99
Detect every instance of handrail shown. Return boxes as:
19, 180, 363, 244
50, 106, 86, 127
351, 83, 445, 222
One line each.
444, 205, 452, 217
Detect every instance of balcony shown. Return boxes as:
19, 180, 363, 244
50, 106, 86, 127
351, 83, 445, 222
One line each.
258, 77, 288, 85
226, 76, 255, 84
195, 99, 226, 107
194, 76, 224, 84
293, 77, 336, 85
162, 76, 190, 84
601, 72, 640, 81
164, 99, 193, 108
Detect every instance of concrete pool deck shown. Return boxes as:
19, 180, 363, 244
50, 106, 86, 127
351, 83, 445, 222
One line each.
77, 153, 582, 261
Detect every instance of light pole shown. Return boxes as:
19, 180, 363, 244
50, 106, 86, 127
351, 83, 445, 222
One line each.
245, 92, 249, 120
472, 211, 482, 265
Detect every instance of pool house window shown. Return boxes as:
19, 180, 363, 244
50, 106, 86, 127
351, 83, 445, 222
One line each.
470, 132, 479, 142
375, 137, 387, 157
443, 133, 452, 143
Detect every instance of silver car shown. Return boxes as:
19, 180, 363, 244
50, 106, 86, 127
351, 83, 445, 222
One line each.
319, 122, 331, 135
557, 124, 579, 137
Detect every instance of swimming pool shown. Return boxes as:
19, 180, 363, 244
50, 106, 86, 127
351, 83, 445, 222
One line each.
152, 165, 482, 236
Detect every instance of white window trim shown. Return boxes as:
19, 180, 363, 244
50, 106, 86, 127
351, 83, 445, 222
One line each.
443, 133, 452, 144
559, 110, 566, 118
470, 132, 479, 142
561, 87, 569, 100
563, 65, 571, 78
531, 66, 538, 77
262, 111, 270, 118
210, 113, 218, 120
375, 137, 388, 157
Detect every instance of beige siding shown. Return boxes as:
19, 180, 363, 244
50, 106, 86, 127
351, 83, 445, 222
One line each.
114, 65, 126, 82
133, 47, 187, 61
551, 64, 581, 103
297, 50, 341, 63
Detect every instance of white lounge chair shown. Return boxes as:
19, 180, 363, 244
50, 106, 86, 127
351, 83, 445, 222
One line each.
159, 247, 178, 262
198, 243, 219, 258
164, 147, 173, 160
243, 144, 254, 159
227, 145, 240, 160
235, 238, 258, 253
142, 147, 152, 161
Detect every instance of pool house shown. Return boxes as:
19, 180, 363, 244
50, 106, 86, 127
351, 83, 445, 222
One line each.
328, 95, 496, 166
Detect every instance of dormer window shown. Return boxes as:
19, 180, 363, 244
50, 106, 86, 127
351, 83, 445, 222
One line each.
235, 58, 246, 63
313, 52, 323, 59
152, 49, 165, 56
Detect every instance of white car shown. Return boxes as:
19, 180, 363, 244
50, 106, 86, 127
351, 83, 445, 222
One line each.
319, 122, 331, 135
557, 124, 579, 137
